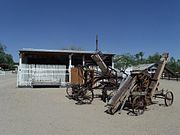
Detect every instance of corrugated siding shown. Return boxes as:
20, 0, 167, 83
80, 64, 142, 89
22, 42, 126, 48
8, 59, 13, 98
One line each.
17, 64, 67, 87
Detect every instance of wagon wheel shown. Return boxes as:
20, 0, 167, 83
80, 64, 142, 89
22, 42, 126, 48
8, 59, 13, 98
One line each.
77, 88, 94, 104
132, 96, 146, 116
66, 86, 73, 97
66, 85, 79, 98
164, 91, 174, 106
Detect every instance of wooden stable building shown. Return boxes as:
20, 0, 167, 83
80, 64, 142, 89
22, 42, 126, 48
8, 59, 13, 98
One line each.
17, 48, 114, 87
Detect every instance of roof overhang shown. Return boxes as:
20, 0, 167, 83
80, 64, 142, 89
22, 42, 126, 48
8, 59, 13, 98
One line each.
19, 48, 115, 56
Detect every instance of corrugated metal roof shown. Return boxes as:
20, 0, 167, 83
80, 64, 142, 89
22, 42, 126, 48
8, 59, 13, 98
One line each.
19, 48, 115, 55
131, 63, 156, 71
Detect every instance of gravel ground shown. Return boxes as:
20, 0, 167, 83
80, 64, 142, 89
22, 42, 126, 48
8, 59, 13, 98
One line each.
0, 73, 180, 135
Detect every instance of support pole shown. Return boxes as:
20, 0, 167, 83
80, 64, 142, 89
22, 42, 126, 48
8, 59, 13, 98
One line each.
96, 34, 99, 52
68, 54, 73, 83
112, 59, 114, 68
19, 53, 22, 68
17, 53, 22, 87
82, 55, 85, 66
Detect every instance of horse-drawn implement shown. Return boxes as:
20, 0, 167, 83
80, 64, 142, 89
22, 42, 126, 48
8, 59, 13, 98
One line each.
107, 53, 174, 115
66, 52, 123, 104
66, 52, 174, 115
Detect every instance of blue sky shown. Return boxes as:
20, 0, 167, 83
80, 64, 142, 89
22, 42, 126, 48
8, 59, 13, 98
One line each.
0, 0, 180, 62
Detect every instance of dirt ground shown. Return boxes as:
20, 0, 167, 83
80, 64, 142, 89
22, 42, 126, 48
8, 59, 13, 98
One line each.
0, 73, 180, 135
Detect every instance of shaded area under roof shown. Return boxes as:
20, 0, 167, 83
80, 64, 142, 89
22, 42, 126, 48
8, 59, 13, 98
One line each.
19, 48, 114, 67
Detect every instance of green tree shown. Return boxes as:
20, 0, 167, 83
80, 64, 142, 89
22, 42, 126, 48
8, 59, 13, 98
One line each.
134, 52, 145, 65
0, 53, 5, 63
135, 53, 140, 61
177, 59, 180, 72
114, 53, 136, 70
167, 57, 177, 72
0, 43, 6, 53
146, 53, 161, 63
113, 51, 180, 73
177, 59, 180, 66
139, 51, 144, 61
0, 42, 14, 70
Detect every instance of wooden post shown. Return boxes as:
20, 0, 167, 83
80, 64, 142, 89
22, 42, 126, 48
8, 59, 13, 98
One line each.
149, 53, 169, 99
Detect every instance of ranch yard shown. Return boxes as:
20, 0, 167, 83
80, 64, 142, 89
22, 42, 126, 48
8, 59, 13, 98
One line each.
0, 73, 180, 135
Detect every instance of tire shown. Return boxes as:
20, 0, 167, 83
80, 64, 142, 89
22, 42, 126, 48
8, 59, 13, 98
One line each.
77, 88, 94, 104
132, 96, 146, 116
165, 91, 174, 106
66, 85, 79, 98
66, 86, 73, 97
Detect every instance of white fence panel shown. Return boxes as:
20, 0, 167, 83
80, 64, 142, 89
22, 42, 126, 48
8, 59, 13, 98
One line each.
17, 64, 67, 87
0, 70, 5, 75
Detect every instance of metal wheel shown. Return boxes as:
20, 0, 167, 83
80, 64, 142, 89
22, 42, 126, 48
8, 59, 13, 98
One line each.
132, 96, 146, 116
66, 85, 79, 98
77, 88, 94, 104
66, 86, 73, 97
165, 91, 174, 106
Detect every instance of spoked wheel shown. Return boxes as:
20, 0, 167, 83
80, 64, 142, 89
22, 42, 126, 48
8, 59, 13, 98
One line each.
164, 91, 174, 106
66, 86, 73, 97
66, 85, 79, 98
77, 88, 94, 104
132, 96, 146, 116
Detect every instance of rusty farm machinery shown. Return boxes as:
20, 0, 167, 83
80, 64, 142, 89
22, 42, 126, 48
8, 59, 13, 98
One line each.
66, 52, 174, 116
66, 52, 124, 104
